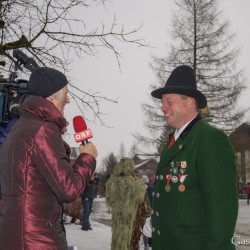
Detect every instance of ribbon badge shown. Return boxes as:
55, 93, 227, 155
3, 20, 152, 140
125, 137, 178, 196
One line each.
178, 174, 188, 192
165, 174, 172, 192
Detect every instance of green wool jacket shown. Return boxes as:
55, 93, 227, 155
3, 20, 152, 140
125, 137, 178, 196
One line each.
152, 115, 238, 250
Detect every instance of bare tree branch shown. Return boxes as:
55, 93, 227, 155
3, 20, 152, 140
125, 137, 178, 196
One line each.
136, 0, 247, 155
0, 0, 148, 124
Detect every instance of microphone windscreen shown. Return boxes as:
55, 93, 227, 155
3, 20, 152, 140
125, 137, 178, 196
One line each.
73, 116, 87, 132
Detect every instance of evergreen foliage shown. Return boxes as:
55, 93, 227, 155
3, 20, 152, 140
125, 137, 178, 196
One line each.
137, 0, 246, 154
105, 152, 118, 177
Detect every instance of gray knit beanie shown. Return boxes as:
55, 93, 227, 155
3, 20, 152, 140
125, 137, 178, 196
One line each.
28, 67, 68, 98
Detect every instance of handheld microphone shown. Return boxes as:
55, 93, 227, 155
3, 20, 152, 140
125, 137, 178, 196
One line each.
73, 116, 93, 145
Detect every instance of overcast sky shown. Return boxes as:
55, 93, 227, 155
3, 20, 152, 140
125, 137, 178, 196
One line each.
62, 0, 250, 170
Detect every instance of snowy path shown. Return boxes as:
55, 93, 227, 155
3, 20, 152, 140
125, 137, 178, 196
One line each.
65, 198, 250, 250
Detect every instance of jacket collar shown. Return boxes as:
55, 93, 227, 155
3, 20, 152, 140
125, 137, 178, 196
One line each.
179, 114, 202, 139
19, 95, 68, 134
159, 114, 202, 170
168, 114, 202, 140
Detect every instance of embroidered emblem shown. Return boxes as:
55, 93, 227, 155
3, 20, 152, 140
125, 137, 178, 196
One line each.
181, 161, 187, 168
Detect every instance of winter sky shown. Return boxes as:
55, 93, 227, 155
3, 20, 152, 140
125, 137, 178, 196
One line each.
62, 0, 250, 170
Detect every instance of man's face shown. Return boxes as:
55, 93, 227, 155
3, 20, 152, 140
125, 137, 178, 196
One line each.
52, 85, 70, 115
161, 93, 196, 129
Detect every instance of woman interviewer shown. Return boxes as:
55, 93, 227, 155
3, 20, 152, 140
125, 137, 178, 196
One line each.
0, 67, 97, 250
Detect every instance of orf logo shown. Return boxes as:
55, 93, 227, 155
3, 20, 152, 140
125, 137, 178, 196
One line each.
74, 128, 93, 143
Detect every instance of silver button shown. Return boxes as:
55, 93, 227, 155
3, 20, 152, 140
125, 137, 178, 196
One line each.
160, 175, 163, 180
152, 227, 155, 232
151, 210, 154, 215
156, 175, 159, 180
156, 211, 159, 217
152, 192, 155, 197
156, 193, 160, 198
157, 230, 160, 235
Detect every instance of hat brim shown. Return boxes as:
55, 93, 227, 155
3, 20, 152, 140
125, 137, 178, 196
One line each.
151, 86, 207, 109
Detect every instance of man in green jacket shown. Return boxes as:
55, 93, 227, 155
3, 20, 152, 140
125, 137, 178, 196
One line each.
151, 65, 238, 250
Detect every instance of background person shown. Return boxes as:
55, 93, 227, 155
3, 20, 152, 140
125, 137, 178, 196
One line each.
105, 158, 146, 250
143, 216, 152, 250
150, 65, 238, 250
142, 175, 153, 208
247, 182, 250, 205
81, 174, 96, 231
0, 93, 23, 200
0, 67, 97, 250
93, 172, 100, 197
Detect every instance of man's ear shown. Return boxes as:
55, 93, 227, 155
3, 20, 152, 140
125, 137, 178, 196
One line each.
187, 96, 196, 109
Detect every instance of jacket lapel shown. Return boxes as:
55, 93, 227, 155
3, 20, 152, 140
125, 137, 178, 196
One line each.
157, 114, 202, 173
180, 114, 202, 140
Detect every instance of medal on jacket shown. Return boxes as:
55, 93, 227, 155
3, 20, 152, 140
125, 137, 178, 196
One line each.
172, 167, 178, 175
180, 168, 185, 174
178, 174, 188, 192
165, 174, 172, 192
178, 184, 185, 192
181, 161, 187, 168
180, 161, 186, 174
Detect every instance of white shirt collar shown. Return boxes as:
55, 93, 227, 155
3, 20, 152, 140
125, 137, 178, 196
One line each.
173, 117, 195, 140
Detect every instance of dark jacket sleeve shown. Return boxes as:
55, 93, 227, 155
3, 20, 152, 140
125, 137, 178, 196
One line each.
81, 182, 95, 201
32, 122, 96, 203
197, 128, 238, 250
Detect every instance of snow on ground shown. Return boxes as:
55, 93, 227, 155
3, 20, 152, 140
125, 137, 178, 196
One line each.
235, 200, 250, 250
66, 222, 111, 250
65, 198, 250, 250
65, 198, 112, 250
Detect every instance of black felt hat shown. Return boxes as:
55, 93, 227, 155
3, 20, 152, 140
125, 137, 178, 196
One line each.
151, 65, 207, 109
28, 67, 68, 98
